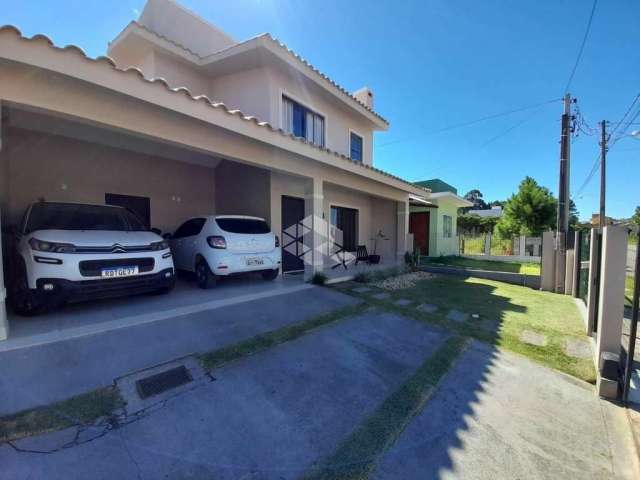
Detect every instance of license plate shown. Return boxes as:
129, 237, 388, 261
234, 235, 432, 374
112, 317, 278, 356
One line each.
101, 266, 139, 278
246, 258, 264, 266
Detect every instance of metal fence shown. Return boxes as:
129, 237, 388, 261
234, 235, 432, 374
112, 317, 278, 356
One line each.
459, 233, 542, 258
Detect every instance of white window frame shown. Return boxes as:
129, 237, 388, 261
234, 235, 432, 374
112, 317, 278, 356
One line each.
279, 89, 327, 148
349, 129, 365, 163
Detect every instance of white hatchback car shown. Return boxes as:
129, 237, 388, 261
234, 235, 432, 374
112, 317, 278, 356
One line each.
169, 215, 281, 288
8, 201, 175, 315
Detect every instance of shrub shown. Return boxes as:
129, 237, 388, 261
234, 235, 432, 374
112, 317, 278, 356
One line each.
311, 272, 327, 285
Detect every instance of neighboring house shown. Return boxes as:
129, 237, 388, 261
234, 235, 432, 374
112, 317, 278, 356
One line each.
468, 206, 503, 218
0, 0, 430, 333
409, 179, 472, 256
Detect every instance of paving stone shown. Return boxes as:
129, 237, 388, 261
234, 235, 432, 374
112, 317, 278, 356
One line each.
520, 330, 547, 346
394, 299, 413, 307
371, 292, 391, 300
416, 303, 438, 314
446, 309, 469, 323
352, 287, 372, 293
564, 338, 592, 359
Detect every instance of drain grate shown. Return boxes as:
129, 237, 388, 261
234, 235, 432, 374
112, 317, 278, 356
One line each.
136, 365, 193, 399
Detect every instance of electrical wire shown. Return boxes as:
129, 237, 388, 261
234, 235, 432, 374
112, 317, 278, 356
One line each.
378, 98, 562, 148
563, 0, 598, 94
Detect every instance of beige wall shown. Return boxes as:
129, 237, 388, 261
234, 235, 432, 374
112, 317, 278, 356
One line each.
153, 51, 211, 98
210, 67, 272, 125
4, 128, 216, 233
214, 160, 271, 220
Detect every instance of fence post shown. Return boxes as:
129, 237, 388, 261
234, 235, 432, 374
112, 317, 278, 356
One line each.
540, 231, 556, 291
484, 233, 491, 256
519, 235, 526, 258
594, 225, 628, 398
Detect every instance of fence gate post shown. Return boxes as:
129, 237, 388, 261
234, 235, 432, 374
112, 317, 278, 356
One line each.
540, 231, 556, 292
594, 225, 628, 398
484, 233, 491, 256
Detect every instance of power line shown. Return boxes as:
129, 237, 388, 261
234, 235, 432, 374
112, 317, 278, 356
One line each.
563, 0, 598, 94
378, 98, 562, 148
479, 106, 547, 148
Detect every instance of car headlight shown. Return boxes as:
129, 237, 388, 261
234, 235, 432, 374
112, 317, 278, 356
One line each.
29, 238, 76, 253
150, 240, 170, 251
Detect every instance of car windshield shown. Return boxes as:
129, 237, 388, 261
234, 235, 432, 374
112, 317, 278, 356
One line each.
215, 218, 271, 234
25, 203, 148, 233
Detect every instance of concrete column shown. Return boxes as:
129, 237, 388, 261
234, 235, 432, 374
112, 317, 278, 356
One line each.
0, 104, 7, 340
519, 235, 526, 257
540, 231, 556, 292
586, 229, 600, 334
396, 199, 409, 262
484, 233, 492, 255
594, 225, 628, 367
304, 177, 324, 279
564, 249, 575, 295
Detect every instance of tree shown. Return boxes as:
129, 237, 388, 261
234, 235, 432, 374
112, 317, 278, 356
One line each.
462, 189, 488, 211
569, 199, 579, 229
632, 206, 640, 226
495, 177, 556, 237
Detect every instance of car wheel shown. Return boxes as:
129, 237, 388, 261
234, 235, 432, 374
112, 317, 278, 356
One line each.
261, 268, 279, 281
195, 258, 216, 289
9, 260, 41, 316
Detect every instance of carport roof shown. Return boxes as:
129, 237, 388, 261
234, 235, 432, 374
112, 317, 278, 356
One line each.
0, 25, 427, 198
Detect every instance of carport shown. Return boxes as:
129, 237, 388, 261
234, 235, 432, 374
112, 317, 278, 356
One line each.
0, 104, 301, 342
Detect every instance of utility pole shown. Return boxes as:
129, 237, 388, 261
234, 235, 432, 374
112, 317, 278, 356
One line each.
599, 120, 607, 230
555, 93, 572, 293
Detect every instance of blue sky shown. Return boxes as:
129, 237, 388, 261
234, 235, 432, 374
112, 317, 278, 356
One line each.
1, 0, 638, 220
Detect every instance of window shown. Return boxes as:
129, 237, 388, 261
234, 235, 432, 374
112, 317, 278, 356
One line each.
443, 215, 453, 238
350, 132, 363, 162
215, 218, 271, 234
173, 218, 206, 239
282, 96, 325, 147
330, 206, 358, 252
25, 202, 147, 233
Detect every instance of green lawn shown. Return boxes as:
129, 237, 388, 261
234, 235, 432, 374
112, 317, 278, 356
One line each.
0, 387, 123, 443
339, 275, 595, 383
627, 275, 635, 308
422, 255, 541, 276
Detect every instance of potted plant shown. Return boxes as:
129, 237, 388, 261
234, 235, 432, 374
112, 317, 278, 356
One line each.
369, 230, 388, 264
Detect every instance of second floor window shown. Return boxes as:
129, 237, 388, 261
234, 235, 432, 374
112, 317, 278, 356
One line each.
282, 96, 324, 147
350, 132, 363, 162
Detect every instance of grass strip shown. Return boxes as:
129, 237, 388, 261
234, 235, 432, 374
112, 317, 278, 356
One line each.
0, 387, 123, 443
302, 335, 469, 480
199, 302, 368, 370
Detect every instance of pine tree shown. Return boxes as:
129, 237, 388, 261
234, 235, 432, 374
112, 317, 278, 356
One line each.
496, 177, 557, 237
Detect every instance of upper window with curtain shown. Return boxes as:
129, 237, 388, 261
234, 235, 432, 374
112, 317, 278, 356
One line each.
350, 132, 363, 162
282, 96, 325, 147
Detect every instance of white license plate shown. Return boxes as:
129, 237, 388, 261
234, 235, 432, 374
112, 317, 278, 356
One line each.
246, 258, 264, 266
101, 266, 139, 278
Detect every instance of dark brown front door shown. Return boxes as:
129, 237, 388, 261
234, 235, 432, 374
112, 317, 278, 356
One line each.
409, 212, 430, 256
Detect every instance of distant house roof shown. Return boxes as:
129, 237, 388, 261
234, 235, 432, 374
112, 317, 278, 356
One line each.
468, 206, 503, 218
413, 179, 457, 195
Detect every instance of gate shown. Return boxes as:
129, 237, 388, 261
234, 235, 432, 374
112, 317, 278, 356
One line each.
576, 230, 590, 303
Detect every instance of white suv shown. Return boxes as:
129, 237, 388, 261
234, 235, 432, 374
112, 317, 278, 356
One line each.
8, 202, 175, 315
170, 215, 281, 288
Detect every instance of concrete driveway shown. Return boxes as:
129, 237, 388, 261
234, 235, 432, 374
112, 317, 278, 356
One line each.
2, 310, 637, 479
0, 283, 356, 415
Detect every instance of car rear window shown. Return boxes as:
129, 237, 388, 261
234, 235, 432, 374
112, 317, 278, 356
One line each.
215, 218, 271, 234
25, 203, 147, 233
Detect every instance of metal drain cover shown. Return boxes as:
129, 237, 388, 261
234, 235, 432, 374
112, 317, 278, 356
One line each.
136, 365, 193, 399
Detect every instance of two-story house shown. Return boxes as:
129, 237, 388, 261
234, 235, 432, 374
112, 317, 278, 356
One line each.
0, 0, 428, 338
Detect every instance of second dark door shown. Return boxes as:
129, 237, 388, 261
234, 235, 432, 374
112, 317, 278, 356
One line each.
409, 211, 430, 256
281, 195, 305, 273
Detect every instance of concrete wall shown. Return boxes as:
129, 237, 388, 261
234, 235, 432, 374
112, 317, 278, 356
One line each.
153, 51, 211, 98
210, 67, 272, 125
4, 128, 216, 233
214, 160, 271, 221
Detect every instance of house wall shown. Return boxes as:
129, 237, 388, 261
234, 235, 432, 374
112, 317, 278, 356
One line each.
4, 128, 216, 233
209, 67, 272, 124
214, 160, 271, 220
435, 201, 460, 256
153, 51, 211, 97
